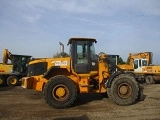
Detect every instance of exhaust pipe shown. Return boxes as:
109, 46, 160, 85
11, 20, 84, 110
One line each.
59, 42, 64, 57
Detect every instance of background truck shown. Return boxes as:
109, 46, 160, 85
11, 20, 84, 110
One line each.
118, 52, 160, 84
21, 38, 143, 109
0, 49, 31, 86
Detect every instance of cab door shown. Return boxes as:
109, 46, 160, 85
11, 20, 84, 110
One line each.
71, 40, 90, 73
70, 40, 98, 74
134, 59, 141, 72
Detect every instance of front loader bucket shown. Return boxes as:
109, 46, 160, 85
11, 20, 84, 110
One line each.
21, 77, 34, 89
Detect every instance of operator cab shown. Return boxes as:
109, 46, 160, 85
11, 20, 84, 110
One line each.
134, 58, 148, 72
11, 55, 31, 74
68, 38, 98, 74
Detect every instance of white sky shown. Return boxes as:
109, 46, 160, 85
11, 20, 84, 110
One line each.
0, 0, 160, 64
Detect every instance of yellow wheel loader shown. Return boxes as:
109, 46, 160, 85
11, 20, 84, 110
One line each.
0, 49, 31, 86
22, 38, 144, 109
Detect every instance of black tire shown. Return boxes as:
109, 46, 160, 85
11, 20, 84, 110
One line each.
43, 75, 77, 109
107, 74, 139, 106
145, 75, 155, 84
107, 87, 112, 98
0, 76, 6, 87
7, 76, 19, 86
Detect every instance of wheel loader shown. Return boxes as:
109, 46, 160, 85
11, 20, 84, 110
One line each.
0, 49, 31, 86
21, 38, 144, 109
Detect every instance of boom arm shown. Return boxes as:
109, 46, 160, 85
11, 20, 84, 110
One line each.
3, 49, 12, 64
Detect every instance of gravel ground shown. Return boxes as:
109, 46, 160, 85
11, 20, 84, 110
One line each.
0, 83, 160, 120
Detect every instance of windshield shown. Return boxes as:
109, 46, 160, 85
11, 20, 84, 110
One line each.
142, 60, 148, 66
77, 41, 88, 64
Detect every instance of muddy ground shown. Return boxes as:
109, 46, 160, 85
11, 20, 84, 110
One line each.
0, 83, 160, 120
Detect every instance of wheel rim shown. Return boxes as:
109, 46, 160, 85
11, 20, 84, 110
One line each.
117, 83, 132, 99
10, 78, 17, 85
52, 84, 69, 101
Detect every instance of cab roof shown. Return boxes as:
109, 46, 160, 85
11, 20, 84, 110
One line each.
11, 54, 32, 58
68, 37, 97, 45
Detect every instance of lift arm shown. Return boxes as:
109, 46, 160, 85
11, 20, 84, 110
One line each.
2, 49, 12, 64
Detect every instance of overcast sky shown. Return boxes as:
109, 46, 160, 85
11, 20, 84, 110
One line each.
0, 0, 160, 64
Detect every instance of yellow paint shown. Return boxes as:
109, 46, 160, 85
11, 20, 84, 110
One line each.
21, 77, 34, 89
33, 81, 44, 91
10, 78, 17, 85
79, 77, 89, 93
56, 87, 65, 97
0, 64, 13, 74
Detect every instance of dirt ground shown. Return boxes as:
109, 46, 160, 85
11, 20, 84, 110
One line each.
0, 83, 160, 120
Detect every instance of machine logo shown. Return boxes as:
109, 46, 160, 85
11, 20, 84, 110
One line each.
51, 61, 68, 66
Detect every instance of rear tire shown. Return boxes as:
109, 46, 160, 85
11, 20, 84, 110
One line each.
107, 74, 139, 106
145, 75, 155, 84
0, 76, 6, 87
7, 76, 19, 86
43, 75, 77, 109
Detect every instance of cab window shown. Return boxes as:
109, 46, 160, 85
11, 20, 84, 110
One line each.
134, 60, 138, 69
142, 60, 148, 66
77, 41, 88, 64
90, 42, 97, 60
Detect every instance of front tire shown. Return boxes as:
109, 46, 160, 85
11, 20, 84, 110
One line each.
7, 76, 19, 86
107, 74, 139, 106
43, 75, 77, 109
